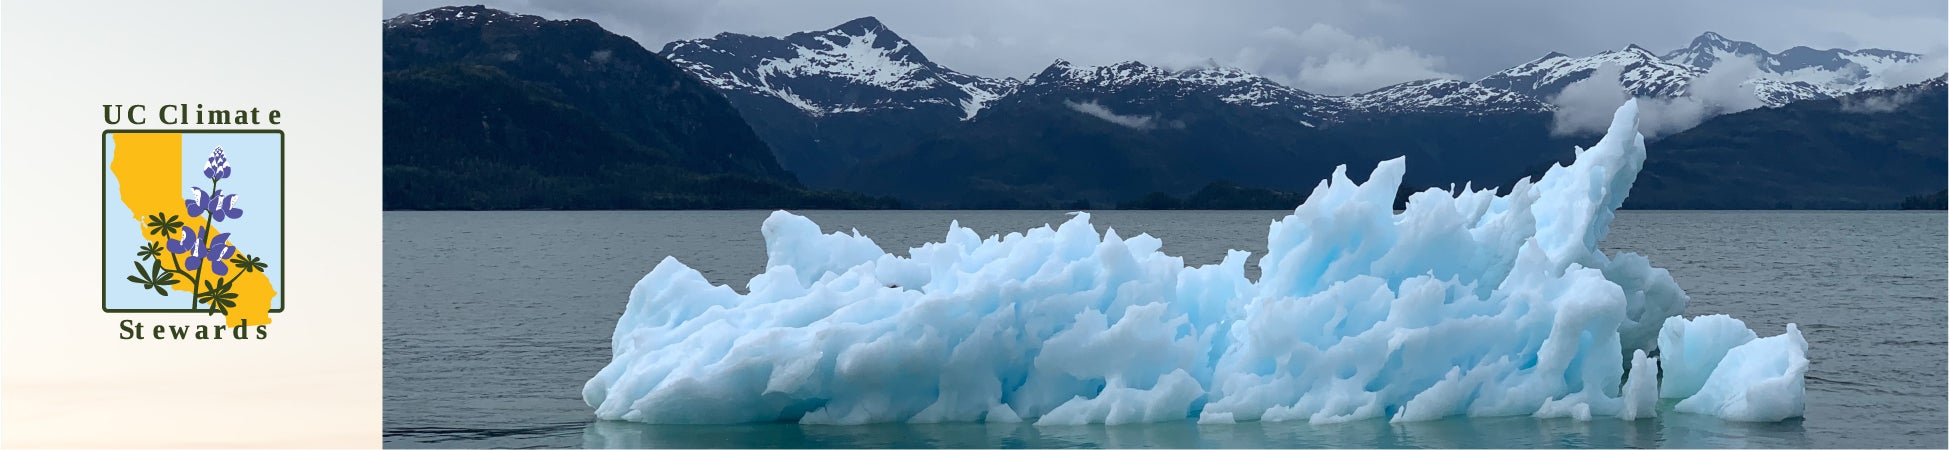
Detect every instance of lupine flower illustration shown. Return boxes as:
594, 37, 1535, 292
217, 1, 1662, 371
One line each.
186, 187, 244, 221
213, 192, 243, 221
166, 226, 201, 256
177, 226, 237, 276
203, 146, 231, 180
186, 187, 210, 217
128, 144, 269, 315
167, 225, 239, 276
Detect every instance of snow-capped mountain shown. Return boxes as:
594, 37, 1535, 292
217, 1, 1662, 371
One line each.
1481, 32, 1932, 109
1741, 78, 1834, 107
1015, 59, 1549, 123
1661, 32, 1775, 70
1013, 60, 1345, 124
1479, 45, 1703, 99
657, 16, 1558, 191
385, 4, 552, 29
382, 5, 821, 208
1631, 73, 1946, 209
658, 17, 1028, 188
668, 16, 1555, 128
1661, 31, 1924, 94
1343, 79, 1551, 115
661, 17, 1016, 120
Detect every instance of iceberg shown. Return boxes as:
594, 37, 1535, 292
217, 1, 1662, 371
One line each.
1672, 323, 1809, 422
583, 99, 1805, 425
1656, 314, 1758, 400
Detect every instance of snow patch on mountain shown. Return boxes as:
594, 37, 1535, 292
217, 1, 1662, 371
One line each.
1661, 32, 1775, 71
658, 19, 1933, 131
755, 26, 934, 91
1020, 60, 1346, 122
1024, 60, 1548, 122
1481, 46, 1702, 99
385, 5, 549, 29
661, 17, 1018, 119
1345, 79, 1551, 114
1661, 32, 1930, 98
1839, 75, 1947, 113
1494, 32, 1936, 127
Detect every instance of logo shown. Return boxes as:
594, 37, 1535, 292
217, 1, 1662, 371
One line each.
104, 130, 282, 337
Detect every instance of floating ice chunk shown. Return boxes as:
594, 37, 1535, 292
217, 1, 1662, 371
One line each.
1619, 350, 1660, 420
584, 99, 1799, 425
1675, 324, 1808, 422
1657, 314, 1759, 399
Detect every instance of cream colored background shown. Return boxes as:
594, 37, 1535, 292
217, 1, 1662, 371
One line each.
2, 1, 382, 447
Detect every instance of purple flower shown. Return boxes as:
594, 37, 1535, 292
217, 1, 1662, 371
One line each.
185, 187, 244, 221
166, 226, 198, 255
203, 146, 231, 180
186, 187, 210, 217
167, 226, 239, 276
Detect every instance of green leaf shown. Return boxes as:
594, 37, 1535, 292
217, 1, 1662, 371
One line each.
128, 260, 177, 296
145, 212, 185, 237
140, 241, 166, 261
229, 253, 266, 273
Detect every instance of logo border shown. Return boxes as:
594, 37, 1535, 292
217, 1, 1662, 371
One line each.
101, 129, 286, 314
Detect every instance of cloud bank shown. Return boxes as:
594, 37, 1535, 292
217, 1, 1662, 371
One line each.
1839, 90, 1920, 113
1064, 100, 1159, 129
1878, 49, 1950, 87
1550, 57, 1768, 137
1230, 24, 1456, 95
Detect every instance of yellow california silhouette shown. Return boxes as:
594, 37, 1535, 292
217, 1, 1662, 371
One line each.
111, 132, 275, 327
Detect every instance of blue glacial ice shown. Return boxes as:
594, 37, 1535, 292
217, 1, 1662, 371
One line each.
583, 99, 1807, 425
1665, 316, 1809, 422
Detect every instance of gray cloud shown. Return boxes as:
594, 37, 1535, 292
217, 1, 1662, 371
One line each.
1840, 91, 1921, 113
1550, 56, 1768, 137
1063, 100, 1158, 130
1637, 57, 1768, 136
1229, 24, 1455, 95
1548, 64, 1632, 136
1881, 49, 1950, 87
384, 0, 1946, 93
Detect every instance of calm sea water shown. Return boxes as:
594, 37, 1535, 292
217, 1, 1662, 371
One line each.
384, 210, 1947, 448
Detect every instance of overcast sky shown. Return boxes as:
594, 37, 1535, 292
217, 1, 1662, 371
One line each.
384, 0, 1948, 95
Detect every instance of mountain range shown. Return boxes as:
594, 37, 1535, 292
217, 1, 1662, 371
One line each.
1627, 75, 1947, 209
382, 6, 895, 209
383, 6, 1945, 210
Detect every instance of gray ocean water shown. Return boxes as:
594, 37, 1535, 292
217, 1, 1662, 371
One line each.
383, 210, 1947, 448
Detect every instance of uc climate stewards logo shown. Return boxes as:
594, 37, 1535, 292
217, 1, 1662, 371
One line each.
103, 131, 282, 336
